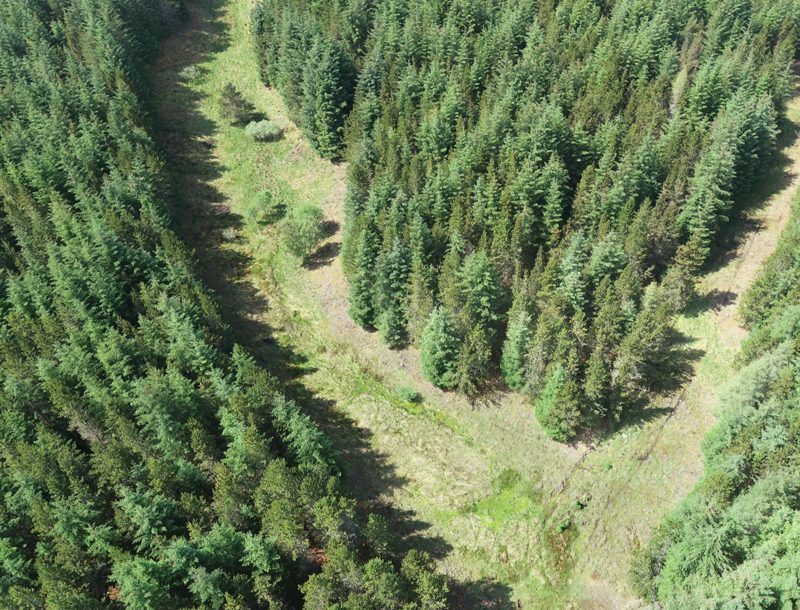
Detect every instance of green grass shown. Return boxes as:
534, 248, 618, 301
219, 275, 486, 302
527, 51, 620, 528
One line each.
465, 469, 543, 533
151, 1, 800, 607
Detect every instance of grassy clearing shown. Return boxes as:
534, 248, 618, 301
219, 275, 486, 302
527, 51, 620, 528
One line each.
151, 1, 800, 607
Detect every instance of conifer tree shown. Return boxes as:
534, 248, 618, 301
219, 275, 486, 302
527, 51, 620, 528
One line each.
535, 364, 582, 441
612, 303, 674, 411
377, 238, 411, 348
457, 251, 505, 341
420, 307, 461, 389
301, 37, 352, 158
349, 220, 381, 328
454, 327, 494, 396
502, 310, 533, 391
253, 0, 794, 426
438, 230, 466, 315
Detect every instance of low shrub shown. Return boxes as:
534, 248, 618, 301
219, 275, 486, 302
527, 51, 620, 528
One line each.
281, 204, 325, 260
396, 385, 422, 403
244, 190, 284, 225
179, 65, 202, 81
245, 119, 282, 142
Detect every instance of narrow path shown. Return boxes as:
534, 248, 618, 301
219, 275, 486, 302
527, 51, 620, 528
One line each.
150, 2, 800, 607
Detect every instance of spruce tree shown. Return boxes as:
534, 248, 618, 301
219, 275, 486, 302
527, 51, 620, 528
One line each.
438, 230, 466, 315
457, 250, 505, 340
349, 220, 381, 328
407, 264, 436, 344
612, 303, 674, 414
301, 36, 351, 158
377, 238, 411, 348
420, 307, 461, 389
535, 364, 581, 441
501, 310, 533, 390
407, 212, 435, 341
454, 327, 493, 396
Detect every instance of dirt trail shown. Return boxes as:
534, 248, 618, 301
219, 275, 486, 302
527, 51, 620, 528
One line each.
151, 2, 800, 606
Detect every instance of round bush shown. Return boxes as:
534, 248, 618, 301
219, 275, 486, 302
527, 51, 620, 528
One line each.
281, 205, 325, 260
179, 65, 201, 82
396, 385, 423, 403
245, 120, 282, 142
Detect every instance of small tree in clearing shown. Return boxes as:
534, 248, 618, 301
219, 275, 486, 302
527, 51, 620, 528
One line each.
244, 190, 284, 226
282, 205, 325, 261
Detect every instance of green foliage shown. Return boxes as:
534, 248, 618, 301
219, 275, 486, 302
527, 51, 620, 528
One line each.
254, 2, 355, 158
281, 204, 325, 260
179, 65, 202, 81
377, 238, 411, 348
348, 219, 381, 328
613, 303, 675, 411
0, 2, 446, 608
501, 311, 533, 391
245, 119, 282, 142
454, 327, 494, 396
457, 252, 506, 339
113, 558, 175, 610
396, 385, 423, 404
244, 189, 285, 225
301, 544, 447, 610
301, 37, 352, 158
535, 365, 581, 442
420, 307, 461, 390
252, 0, 797, 440
364, 514, 395, 559
636, 193, 800, 608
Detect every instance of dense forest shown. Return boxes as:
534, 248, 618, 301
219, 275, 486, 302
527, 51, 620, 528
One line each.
253, 0, 799, 439
0, 0, 446, 608
2, 0, 800, 606
633, 192, 800, 608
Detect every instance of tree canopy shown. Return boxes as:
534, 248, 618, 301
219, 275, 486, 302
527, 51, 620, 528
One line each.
254, 0, 799, 438
0, 1, 446, 607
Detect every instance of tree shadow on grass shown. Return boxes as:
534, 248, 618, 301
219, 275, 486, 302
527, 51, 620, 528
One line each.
150, 3, 513, 609
303, 220, 341, 268
450, 579, 517, 609
683, 286, 740, 318
612, 99, 800, 433
152, 0, 410, 514
649, 327, 706, 394
304, 241, 341, 269
610, 325, 706, 436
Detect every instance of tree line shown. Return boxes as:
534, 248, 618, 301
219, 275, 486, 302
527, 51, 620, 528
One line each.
0, 0, 446, 608
633, 191, 800, 608
253, 0, 799, 440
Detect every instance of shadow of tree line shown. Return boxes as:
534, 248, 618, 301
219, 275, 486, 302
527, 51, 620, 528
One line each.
151, 1, 516, 607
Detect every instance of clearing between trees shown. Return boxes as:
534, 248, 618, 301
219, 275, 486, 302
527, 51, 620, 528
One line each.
152, 0, 800, 606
